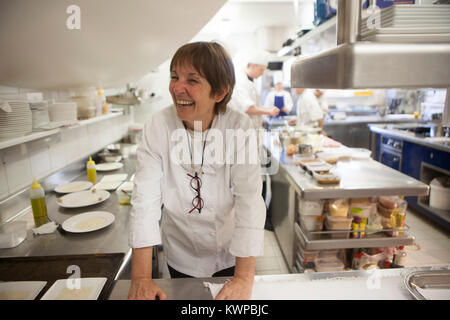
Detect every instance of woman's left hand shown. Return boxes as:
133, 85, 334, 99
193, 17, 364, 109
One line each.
215, 276, 253, 300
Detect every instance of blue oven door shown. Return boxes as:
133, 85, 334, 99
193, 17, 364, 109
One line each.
380, 148, 402, 171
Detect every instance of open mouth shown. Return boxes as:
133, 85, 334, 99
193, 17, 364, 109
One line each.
176, 100, 195, 108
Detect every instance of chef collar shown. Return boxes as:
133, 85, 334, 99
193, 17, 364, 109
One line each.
247, 75, 254, 82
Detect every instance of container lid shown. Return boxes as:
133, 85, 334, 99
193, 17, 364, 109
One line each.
87, 156, 95, 165
430, 176, 450, 189
31, 178, 41, 190
351, 207, 364, 214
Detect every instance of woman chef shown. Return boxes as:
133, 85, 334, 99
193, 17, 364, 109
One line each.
128, 42, 266, 300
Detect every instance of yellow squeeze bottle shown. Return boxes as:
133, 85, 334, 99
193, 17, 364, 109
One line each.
30, 179, 49, 227
87, 156, 97, 184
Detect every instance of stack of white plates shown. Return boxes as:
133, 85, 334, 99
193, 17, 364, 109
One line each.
361, 5, 450, 43
30, 101, 50, 130
48, 102, 78, 122
0, 100, 32, 139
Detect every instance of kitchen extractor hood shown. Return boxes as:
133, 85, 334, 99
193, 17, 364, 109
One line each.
0, 0, 226, 90
290, 0, 450, 90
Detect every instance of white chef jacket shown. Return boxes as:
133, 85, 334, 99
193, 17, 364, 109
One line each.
228, 68, 263, 129
129, 106, 266, 277
296, 89, 324, 126
264, 90, 294, 114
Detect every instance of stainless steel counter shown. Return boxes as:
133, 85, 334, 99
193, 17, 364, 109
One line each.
0, 157, 136, 258
108, 266, 450, 300
324, 114, 421, 126
265, 135, 428, 268
270, 144, 429, 200
370, 123, 450, 153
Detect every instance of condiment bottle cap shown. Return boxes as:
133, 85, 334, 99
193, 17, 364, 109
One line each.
87, 156, 95, 165
31, 178, 41, 189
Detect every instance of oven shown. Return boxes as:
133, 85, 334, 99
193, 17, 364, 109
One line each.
379, 136, 403, 171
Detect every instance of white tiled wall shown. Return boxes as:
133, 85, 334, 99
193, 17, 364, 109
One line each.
0, 114, 131, 201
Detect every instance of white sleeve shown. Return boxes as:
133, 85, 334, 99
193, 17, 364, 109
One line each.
264, 91, 274, 107
229, 117, 266, 258
129, 117, 164, 248
230, 81, 256, 113
307, 96, 324, 122
283, 92, 294, 113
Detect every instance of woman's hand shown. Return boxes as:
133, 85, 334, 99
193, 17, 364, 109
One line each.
215, 276, 253, 300
128, 278, 167, 300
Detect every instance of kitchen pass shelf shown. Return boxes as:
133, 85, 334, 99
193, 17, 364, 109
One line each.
0, 111, 124, 151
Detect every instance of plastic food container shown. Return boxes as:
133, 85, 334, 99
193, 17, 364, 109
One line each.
328, 199, 349, 217
319, 249, 340, 260
350, 206, 371, 219
298, 245, 319, 262
298, 198, 324, 216
314, 258, 345, 272
377, 202, 394, 218
326, 215, 353, 229
378, 196, 399, 209
325, 216, 353, 239
300, 215, 324, 232
0, 221, 27, 249
312, 171, 341, 185
325, 215, 352, 239
429, 176, 450, 210
116, 188, 131, 206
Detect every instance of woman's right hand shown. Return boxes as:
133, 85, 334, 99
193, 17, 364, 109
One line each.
128, 278, 167, 300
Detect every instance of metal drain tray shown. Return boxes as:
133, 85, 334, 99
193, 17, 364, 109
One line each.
405, 270, 450, 300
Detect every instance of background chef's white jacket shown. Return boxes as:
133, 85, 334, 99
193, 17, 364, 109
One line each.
129, 106, 266, 277
228, 68, 263, 129
264, 90, 294, 114
296, 89, 324, 126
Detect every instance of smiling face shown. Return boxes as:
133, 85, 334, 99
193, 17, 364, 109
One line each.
170, 63, 224, 131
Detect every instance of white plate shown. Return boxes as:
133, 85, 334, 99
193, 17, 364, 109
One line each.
0, 281, 47, 300
92, 181, 122, 191
40, 278, 107, 300
95, 163, 123, 171
57, 189, 110, 208
100, 174, 128, 183
62, 211, 115, 233
55, 181, 93, 193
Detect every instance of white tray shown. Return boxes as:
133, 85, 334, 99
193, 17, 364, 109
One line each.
41, 278, 107, 300
0, 281, 47, 300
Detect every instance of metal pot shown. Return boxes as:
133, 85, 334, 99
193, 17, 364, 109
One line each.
298, 144, 313, 157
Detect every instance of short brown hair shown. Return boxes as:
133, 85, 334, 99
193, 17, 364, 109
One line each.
170, 42, 235, 114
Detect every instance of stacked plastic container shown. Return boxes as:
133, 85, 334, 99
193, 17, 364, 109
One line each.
297, 196, 324, 233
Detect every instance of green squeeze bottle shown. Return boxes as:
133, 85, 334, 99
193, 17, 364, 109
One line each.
30, 179, 49, 227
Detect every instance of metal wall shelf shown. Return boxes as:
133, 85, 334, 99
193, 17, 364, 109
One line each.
0, 111, 124, 151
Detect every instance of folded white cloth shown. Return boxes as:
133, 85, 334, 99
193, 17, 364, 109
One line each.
32, 221, 58, 235
203, 282, 226, 299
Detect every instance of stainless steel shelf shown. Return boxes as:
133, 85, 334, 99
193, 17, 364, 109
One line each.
294, 222, 415, 251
